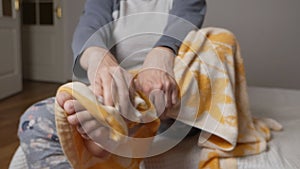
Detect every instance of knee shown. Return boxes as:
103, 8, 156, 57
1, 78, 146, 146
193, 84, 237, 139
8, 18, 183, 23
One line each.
200, 27, 238, 48
18, 98, 56, 141
18, 105, 36, 140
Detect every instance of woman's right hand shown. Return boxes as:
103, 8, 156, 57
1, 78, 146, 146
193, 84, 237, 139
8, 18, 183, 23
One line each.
80, 47, 119, 106
82, 47, 139, 121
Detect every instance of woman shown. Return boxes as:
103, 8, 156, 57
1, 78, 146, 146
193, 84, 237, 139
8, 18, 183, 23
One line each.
19, 0, 206, 168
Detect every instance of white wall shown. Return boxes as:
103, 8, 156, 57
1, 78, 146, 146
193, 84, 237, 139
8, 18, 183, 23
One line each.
203, 0, 300, 89
62, 0, 86, 80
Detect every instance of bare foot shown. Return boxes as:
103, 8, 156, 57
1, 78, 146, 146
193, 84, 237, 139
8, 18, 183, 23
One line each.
56, 91, 110, 158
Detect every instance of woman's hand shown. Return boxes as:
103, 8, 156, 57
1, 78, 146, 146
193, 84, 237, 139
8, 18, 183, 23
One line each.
135, 47, 179, 118
80, 47, 119, 106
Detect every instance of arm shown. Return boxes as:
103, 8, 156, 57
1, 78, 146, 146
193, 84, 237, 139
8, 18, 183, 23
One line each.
72, 0, 114, 81
136, 0, 206, 113
154, 0, 207, 54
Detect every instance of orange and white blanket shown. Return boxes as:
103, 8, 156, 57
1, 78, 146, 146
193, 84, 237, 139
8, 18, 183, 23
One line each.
55, 27, 282, 169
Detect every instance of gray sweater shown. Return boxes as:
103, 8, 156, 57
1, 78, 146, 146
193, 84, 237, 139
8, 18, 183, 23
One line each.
72, 0, 206, 80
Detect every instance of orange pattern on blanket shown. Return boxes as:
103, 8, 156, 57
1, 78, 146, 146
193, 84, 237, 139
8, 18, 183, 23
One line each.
55, 27, 282, 169
181, 28, 282, 169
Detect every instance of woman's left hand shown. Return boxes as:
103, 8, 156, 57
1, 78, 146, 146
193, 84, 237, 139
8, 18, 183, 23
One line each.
135, 47, 179, 118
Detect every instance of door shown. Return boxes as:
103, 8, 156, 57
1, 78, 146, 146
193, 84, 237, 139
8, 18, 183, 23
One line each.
0, 0, 22, 99
22, 0, 65, 82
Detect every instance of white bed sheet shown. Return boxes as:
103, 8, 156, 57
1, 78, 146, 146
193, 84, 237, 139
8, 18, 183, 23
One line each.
237, 87, 300, 169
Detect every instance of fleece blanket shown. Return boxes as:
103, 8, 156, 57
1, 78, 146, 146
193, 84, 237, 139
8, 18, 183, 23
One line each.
55, 27, 282, 169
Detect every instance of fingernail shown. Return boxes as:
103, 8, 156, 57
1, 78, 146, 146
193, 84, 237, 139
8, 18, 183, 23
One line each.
67, 115, 76, 124
65, 102, 74, 113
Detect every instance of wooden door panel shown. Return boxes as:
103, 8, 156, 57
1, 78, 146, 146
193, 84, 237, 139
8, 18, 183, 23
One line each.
22, 27, 64, 81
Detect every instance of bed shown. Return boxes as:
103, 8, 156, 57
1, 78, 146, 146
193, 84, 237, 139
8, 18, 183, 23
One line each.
237, 87, 300, 169
9, 86, 300, 169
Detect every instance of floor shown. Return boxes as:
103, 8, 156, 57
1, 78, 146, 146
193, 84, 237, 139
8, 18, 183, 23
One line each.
0, 80, 61, 169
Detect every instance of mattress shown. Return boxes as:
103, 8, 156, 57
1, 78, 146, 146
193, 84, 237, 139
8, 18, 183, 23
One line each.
237, 87, 300, 169
9, 87, 300, 169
